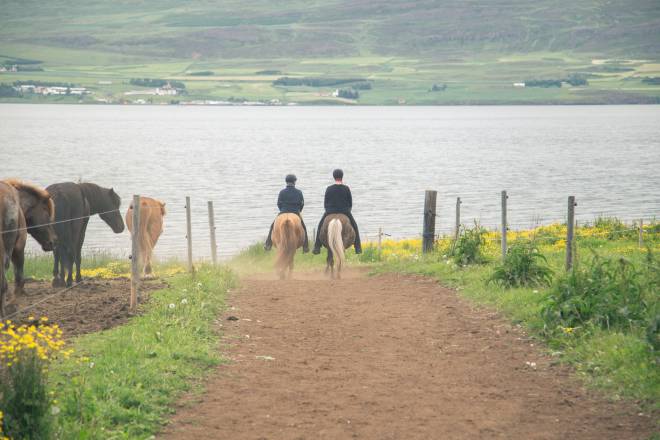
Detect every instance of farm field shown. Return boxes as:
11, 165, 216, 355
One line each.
1, 219, 658, 438
1, 0, 660, 104
2, 53, 660, 105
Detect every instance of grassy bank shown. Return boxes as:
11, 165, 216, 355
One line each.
10, 264, 236, 439
366, 220, 659, 409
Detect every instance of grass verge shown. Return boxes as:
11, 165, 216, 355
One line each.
49, 264, 236, 439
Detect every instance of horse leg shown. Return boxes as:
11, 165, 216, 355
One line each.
65, 250, 74, 287
11, 247, 25, 298
75, 218, 89, 283
52, 247, 63, 287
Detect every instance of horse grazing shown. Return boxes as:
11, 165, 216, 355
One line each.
320, 214, 355, 279
126, 197, 166, 278
47, 182, 125, 287
271, 213, 305, 279
1, 180, 56, 317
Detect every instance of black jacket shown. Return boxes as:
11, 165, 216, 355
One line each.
324, 183, 352, 214
278, 184, 304, 213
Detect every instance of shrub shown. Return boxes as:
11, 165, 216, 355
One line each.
0, 318, 71, 439
488, 240, 553, 288
541, 254, 654, 333
452, 223, 488, 266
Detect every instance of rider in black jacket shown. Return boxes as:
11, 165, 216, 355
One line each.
312, 169, 362, 254
264, 174, 309, 252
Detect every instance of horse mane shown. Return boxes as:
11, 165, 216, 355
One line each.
79, 182, 119, 213
4, 179, 55, 220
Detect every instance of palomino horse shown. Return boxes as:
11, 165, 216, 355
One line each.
271, 213, 305, 279
1, 180, 56, 317
47, 182, 125, 287
320, 213, 355, 279
126, 197, 166, 278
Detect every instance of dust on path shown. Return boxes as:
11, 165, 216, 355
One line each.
161, 269, 655, 439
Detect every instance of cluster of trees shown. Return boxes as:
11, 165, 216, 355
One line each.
641, 77, 660, 85
13, 80, 75, 87
0, 83, 20, 97
188, 71, 214, 76
129, 78, 186, 89
430, 83, 447, 92
524, 75, 588, 88
337, 88, 359, 99
273, 77, 366, 87
256, 70, 282, 75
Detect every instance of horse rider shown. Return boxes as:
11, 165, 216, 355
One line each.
312, 169, 362, 255
264, 174, 310, 253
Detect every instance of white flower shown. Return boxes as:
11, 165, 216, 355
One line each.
197, 282, 203, 288
89, 362, 95, 369
181, 298, 188, 305
169, 303, 175, 309
533, 290, 539, 294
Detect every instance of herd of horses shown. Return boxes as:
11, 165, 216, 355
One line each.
0, 180, 166, 318
0, 178, 353, 318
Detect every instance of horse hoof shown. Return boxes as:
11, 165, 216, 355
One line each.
52, 278, 65, 288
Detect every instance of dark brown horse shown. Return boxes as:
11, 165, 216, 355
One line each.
320, 214, 355, 279
47, 182, 124, 287
1, 180, 56, 317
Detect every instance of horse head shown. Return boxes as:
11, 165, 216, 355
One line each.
99, 187, 125, 233
7, 180, 57, 251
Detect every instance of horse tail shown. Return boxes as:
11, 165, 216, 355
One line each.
328, 218, 345, 273
275, 217, 297, 273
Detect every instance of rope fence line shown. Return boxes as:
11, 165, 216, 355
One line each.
0, 204, 171, 235
3, 280, 87, 321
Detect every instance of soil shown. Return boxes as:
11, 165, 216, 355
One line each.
10, 277, 168, 337
160, 269, 656, 439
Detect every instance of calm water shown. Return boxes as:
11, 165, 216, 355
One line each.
1, 104, 659, 259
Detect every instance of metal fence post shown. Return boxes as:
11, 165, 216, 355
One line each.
186, 196, 193, 273
501, 190, 508, 260
208, 201, 217, 265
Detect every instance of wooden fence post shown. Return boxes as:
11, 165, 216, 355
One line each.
639, 219, 644, 248
208, 201, 217, 265
130, 195, 140, 312
422, 190, 437, 253
566, 196, 576, 271
455, 197, 461, 241
185, 196, 193, 273
501, 190, 508, 260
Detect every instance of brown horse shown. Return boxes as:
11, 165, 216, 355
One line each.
126, 197, 166, 278
271, 213, 305, 279
0, 180, 56, 317
320, 213, 355, 279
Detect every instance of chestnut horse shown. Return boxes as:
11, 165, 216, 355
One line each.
1, 180, 56, 317
126, 197, 166, 277
48, 182, 125, 287
320, 214, 355, 279
271, 213, 305, 279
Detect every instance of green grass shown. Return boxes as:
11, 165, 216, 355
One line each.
371, 231, 660, 409
48, 265, 236, 438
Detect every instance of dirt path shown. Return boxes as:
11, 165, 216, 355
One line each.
161, 270, 654, 439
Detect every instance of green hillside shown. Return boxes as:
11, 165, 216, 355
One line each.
1, 0, 659, 104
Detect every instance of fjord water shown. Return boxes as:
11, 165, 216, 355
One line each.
1, 104, 659, 259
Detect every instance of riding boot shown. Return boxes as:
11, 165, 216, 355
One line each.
264, 221, 275, 251
345, 212, 362, 254
313, 213, 328, 254
298, 214, 310, 253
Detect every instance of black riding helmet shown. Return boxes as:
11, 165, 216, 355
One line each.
285, 174, 297, 184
